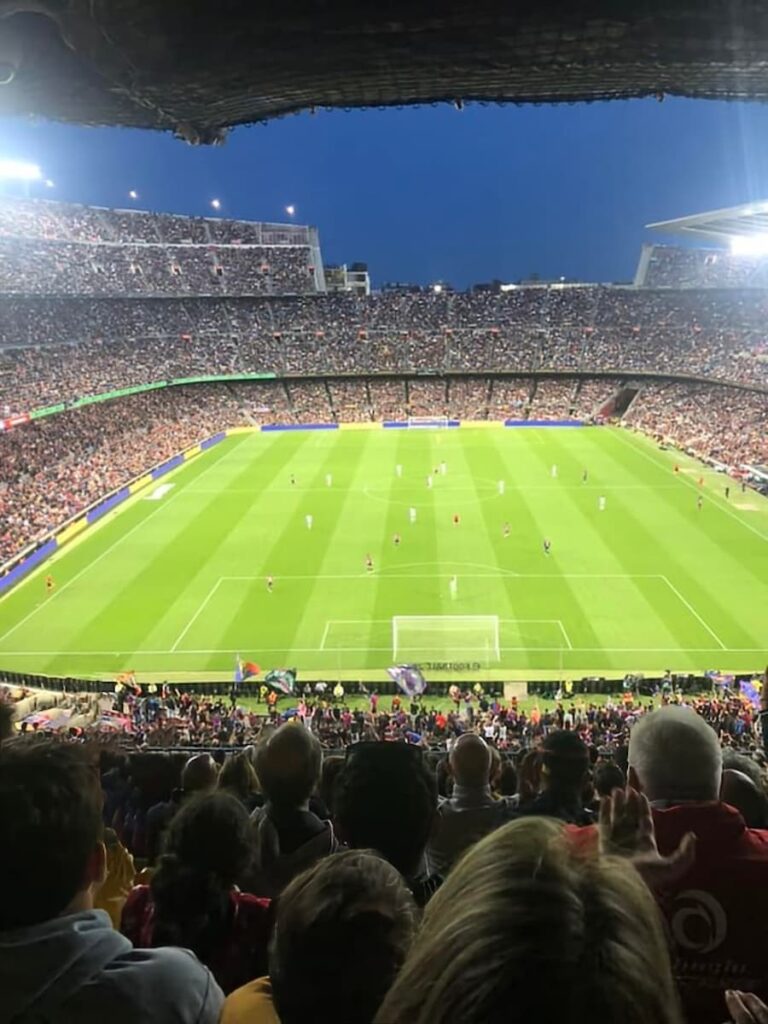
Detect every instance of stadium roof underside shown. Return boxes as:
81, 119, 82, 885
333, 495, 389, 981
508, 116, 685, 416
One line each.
6, 3, 768, 141
647, 203, 768, 244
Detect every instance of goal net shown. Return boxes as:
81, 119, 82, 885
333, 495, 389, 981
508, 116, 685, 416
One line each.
392, 615, 501, 663
407, 415, 450, 428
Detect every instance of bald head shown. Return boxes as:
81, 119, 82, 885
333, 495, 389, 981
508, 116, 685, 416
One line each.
255, 722, 322, 809
450, 734, 492, 788
181, 753, 218, 794
628, 706, 722, 803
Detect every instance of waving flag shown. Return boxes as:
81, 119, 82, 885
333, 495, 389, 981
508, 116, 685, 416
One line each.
264, 668, 297, 695
387, 664, 427, 698
234, 656, 261, 684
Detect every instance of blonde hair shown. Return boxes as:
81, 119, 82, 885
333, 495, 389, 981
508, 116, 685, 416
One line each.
375, 818, 682, 1024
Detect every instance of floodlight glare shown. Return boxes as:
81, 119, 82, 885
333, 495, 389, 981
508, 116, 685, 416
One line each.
211, 198, 221, 210
0, 159, 43, 182
730, 234, 768, 256
285, 204, 296, 216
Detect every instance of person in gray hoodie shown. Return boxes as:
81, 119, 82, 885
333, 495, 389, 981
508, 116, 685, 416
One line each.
0, 739, 224, 1024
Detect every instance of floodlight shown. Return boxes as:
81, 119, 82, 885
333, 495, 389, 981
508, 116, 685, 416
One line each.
433, 283, 443, 294
285, 204, 296, 216
128, 189, 138, 199
730, 235, 768, 256
44, 179, 55, 188
0, 159, 42, 182
211, 198, 221, 210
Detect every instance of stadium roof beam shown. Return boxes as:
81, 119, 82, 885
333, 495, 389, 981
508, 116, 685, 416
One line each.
647, 202, 768, 245
7, 3, 768, 139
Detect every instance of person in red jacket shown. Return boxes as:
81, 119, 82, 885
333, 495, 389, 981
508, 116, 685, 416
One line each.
626, 705, 768, 1024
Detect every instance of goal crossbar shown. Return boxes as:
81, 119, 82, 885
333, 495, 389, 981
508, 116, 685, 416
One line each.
392, 615, 500, 662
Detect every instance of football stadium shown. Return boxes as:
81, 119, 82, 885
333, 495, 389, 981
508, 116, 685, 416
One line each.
3, 6, 768, 1022
0, 197, 765, 688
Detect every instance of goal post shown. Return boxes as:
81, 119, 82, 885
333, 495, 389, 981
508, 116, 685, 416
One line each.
392, 615, 501, 663
407, 415, 450, 428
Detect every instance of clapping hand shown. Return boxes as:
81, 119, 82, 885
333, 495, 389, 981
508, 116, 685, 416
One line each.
599, 786, 696, 888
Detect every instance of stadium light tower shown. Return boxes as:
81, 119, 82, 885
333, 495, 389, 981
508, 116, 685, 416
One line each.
211, 198, 221, 210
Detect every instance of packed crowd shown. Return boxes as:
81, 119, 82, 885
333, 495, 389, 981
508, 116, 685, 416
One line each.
1, 286, 767, 416
624, 382, 768, 469
2, 683, 768, 1022
0, 385, 246, 565
0, 199, 317, 298
1, 376, 765, 566
642, 244, 768, 289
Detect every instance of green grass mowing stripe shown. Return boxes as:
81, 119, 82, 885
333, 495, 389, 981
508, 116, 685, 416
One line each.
540, 430, 733, 657
366, 430, 442, 665
0, 436, 249, 663
590, 432, 764, 650
220, 431, 375, 669
74, 433, 305, 664
488, 429, 605, 656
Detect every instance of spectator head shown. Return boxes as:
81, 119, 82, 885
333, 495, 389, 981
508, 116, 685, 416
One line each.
375, 818, 682, 1024
255, 722, 322, 810
594, 762, 626, 798
0, 741, 105, 929
150, 792, 254, 958
540, 730, 590, 794
628, 705, 722, 802
516, 749, 543, 802
334, 743, 438, 879
449, 733, 491, 788
318, 754, 345, 817
218, 751, 259, 803
271, 850, 417, 1024
181, 753, 219, 795
498, 760, 518, 797
720, 769, 768, 829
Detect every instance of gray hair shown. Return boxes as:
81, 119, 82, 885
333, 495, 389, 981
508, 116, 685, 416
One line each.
628, 705, 722, 802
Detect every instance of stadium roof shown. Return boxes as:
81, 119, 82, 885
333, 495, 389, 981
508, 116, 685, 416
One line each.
647, 203, 768, 245
5, 3, 768, 141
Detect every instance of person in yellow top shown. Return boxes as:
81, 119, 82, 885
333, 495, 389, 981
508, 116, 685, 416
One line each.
93, 828, 136, 930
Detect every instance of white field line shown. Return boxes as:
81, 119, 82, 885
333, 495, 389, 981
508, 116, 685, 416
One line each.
612, 428, 768, 543
660, 575, 727, 651
171, 579, 224, 652
220, 572, 667, 581
0, 439, 244, 646
1, 646, 764, 656
557, 620, 574, 650
319, 620, 332, 651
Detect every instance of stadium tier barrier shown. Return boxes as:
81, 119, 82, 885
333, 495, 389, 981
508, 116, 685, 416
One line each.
0, 669, 753, 701
0, 430, 229, 596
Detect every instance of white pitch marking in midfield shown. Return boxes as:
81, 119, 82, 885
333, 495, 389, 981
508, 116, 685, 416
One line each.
0, 438, 247, 646
658, 575, 728, 651
3, 646, 765, 656
219, 572, 666, 581
611, 428, 768, 543
171, 579, 225, 652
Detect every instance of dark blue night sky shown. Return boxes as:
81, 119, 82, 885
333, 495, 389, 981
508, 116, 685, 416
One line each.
3, 98, 768, 288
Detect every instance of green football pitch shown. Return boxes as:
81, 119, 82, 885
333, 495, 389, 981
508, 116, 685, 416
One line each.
0, 425, 765, 683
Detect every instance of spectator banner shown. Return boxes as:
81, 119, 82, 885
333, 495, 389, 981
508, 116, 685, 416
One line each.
201, 432, 227, 449
0, 413, 31, 431
152, 454, 185, 479
128, 474, 154, 496
261, 423, 339, 432
339, 422, 381, 431
86, 486, 131, 525
56, 517, 88, 546
0, 538, 58, 595
504, 418, 584, 427
183, 444, 203, 459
